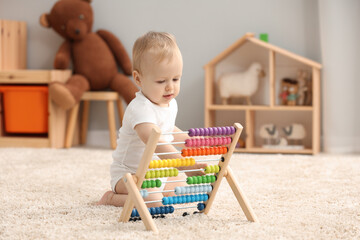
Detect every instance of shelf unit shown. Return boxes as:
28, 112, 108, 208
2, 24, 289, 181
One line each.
0, 70, 71, 148
204, 33, 322, 154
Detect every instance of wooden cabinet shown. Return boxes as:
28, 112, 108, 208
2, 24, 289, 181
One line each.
0, 70, 71, 148
204, 33, 322, 154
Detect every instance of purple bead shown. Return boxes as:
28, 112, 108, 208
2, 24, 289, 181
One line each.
226, 126, 231, 135
217, 127, 222, 135
199, 128, 204, 136
221, 127, 227, 135
195, 128, 200, 136
188, 128, 195, 137
204, 128, 209, 136
208, 128, 214, 136
213, 127, 218, 136
230, 126, 236, 134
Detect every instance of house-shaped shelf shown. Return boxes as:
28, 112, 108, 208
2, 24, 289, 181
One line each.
203, 33, 322, 154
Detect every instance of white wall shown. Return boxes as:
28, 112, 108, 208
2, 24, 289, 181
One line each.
318, 0, 360, 153
0, 0, 322, 147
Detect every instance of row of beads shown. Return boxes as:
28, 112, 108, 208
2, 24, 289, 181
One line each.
162, 194, 209, 205
145, 169, 179, 179
187, 175, 217, 185
185, 137, 232, 147
148, 158, 195, 169
130, 203, 206, 217
139, 185, 213, 198
141, 175, 217, 189
205, 165, 220, 174
181, 146, 228, 157
188, 126, 235, 137
174, 185, 212, 195
131, 206, 175, 217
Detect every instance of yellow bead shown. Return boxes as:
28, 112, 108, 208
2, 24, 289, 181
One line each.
174, 168, 179, 177
150, 171, 156, 179
191, 158, 196, 166
163, 159, 168, 168
176, 159, 181, 167
145, 171, 151, 179
164, 169, 169, 177
159, 169, 165, 177
214, 165, 220, 173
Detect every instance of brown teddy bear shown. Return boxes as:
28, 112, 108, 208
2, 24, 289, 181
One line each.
40, 0, 138, 110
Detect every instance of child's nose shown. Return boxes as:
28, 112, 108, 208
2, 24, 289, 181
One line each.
165, 82, 173, 91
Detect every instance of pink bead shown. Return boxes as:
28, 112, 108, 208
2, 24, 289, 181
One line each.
218, 137, 223, 145
226, 137, 231, 144
209, 138, 214, 146
214, 138, 219, 145
185, 139, 192, 147
205, 138, 210, 146
195, 138, 200, 147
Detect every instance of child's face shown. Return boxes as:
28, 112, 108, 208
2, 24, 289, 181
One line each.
134, 50, 183, 107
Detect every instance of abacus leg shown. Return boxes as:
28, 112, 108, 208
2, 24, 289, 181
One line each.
225, 166, 258, 222
121, 173, 159, 233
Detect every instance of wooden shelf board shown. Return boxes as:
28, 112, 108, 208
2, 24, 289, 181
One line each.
208, 105, 313, 111
234, 147, 313, 154
0, 136, 50, 148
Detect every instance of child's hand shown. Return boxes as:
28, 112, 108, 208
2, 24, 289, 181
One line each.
181, 162, 208, 177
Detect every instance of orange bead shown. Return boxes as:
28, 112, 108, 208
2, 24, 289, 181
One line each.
224, 146, 228, 153
181, 149, 187, 157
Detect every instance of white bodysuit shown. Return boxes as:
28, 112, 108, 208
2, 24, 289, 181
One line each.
110, 91, 177, 192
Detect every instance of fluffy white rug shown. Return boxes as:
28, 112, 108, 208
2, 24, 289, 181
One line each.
1, 148, 359, 240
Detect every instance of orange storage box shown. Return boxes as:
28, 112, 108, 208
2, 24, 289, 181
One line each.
0, 85, 48, 133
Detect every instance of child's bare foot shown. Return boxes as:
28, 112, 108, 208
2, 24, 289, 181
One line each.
96, 191, 114, 205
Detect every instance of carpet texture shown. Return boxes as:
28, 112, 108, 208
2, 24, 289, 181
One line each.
1, 148, 359, 240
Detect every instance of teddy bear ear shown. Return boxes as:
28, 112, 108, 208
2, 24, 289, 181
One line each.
40, 13, 51, 28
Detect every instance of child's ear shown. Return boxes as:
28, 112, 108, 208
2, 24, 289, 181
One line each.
133, 70, 141, 87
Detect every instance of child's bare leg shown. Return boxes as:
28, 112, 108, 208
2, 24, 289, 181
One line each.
97, 176, 164, 207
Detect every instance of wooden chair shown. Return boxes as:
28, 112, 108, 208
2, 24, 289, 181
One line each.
65, 91, 124, 149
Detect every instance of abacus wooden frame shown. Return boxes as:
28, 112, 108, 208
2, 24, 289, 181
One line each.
118, 123, 258, 233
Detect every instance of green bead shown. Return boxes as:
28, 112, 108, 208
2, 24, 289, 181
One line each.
202, 175, 207, 183
145, 172, 151, 179
193, 176, 198, 184
197, 176, 202, 184
204, 166, 210, 174
205, 175, 211, 183
141, 181, 147, 189
164, 169, 169, 177
160, 169, 165, 177
151, 180, 156, 188
156, 179, 162, 188
187, 177, 193, 184
211, 175, 216, 182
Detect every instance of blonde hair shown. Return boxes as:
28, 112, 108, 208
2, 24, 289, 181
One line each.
132, 31, 180, 74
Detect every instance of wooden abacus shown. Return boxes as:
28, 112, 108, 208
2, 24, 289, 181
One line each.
119, 123, 258, 233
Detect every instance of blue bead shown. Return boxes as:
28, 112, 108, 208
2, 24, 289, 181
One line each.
204, 194, 209, 201
197, 203, 205, 211
169, 206, 175, 213
177, 196, 182, 204
181, 196, 186, 203
164, 206, 169, 214
162, 197, 168, 205
150, 207, 156, 215
195, 194, 200, 201
160, 207, 165, 214
168, 197, 173, 205
156, 207, 161, 215
172, 196, 177, 204
191, 195, 196, 202
174, 186, 181, 195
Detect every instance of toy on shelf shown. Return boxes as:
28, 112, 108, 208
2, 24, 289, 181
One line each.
259, 123, 279, 146
218, 62, 265, 105
259, 33, 268, 43
296, 70, 308, 106
119, 123, 258, 233
279, 78, 298, 106
260, 123, 306, 149
283, 123, 306, 147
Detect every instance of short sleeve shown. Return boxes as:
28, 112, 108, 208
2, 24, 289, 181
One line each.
128, 102, 157, 129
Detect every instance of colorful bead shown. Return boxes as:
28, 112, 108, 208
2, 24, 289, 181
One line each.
156, 179, 162, 188
188, 128, 195, 137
